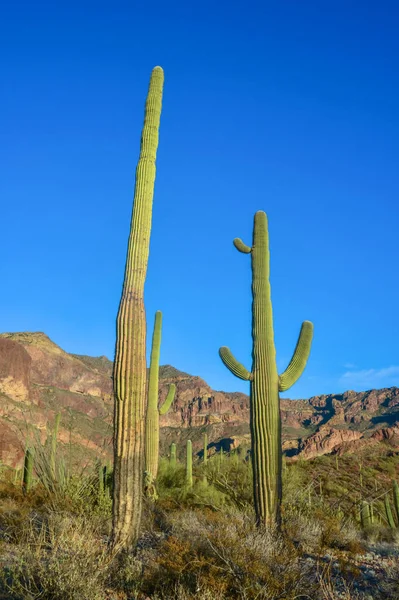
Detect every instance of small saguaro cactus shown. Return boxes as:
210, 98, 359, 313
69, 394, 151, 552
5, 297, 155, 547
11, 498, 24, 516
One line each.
22, 448, 34, 494
111, 66, 164, 552
145, 311, 176, 482
360, 501, 372, 529
384, 494, 396, 529
219, 211, 313, 528
170, 443, 177, 468
203, 433, 208, 465
186, 440, 193, 489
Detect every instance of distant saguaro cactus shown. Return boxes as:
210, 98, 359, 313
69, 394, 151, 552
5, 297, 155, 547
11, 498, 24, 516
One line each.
360, 501, 371, 529
384, 494, 396, 529
145, 311, 176, 482
186, 440, 193, 489
111, 66, 164, 552
170, 443, 177, 468
203, 433, 208, 465
219, 211, 313, 528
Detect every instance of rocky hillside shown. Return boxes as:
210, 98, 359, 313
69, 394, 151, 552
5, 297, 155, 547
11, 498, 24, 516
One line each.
0, 331, 398, 469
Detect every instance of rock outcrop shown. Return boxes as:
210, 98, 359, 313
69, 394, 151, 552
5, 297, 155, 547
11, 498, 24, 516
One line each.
0, 331, 398, 469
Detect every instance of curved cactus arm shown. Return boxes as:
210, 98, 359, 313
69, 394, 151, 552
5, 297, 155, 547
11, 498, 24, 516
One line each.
219, 347, 253, 381
233, 238, 252, 254
159, 383, 176, 415
278, 321, 314, 392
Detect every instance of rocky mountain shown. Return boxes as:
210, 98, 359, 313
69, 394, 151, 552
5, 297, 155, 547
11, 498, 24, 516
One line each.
0, 331, 398, 469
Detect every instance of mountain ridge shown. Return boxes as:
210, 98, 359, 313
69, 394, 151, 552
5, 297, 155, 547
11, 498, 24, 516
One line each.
0, 331, 398, 469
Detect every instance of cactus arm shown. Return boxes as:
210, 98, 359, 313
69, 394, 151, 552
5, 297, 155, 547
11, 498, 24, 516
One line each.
159, 383, 176, 415
233, 238, 252, 253
278, 321, 314, 392
219, 347, 253, 381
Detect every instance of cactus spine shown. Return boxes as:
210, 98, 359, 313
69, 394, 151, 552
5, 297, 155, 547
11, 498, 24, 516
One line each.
111, 66, 164, 552
22, 448, 33, 494
145, 311, 176, 482
219, 211, 313, 528
186, 440, 193, 488
170, 443, 177, 468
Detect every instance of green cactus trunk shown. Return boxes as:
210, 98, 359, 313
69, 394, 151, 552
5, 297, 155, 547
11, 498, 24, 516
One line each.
360, 501, 371, 529
22, 448, 33, 494
384, 494, 396, 529
186, 440, 193, 489
219, 212, 313, 528
111, 66, 164, 552
170, 443, 177, 468
145, 311, 176, 483
203, 433, 208, 464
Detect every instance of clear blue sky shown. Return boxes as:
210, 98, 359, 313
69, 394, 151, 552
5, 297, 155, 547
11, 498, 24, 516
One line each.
1, 1, 398, 399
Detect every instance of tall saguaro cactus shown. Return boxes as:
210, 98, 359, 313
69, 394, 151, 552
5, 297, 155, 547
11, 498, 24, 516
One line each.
219, 211, 313, 528
145, 311, 176, 482
111, 66, 164, 552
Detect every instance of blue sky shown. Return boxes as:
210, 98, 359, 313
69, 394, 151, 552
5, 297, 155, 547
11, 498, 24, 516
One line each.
1, 1, 398, 399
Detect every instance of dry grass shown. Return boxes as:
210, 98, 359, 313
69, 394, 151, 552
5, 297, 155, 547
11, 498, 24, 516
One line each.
0, 450, 397, 599
0, 512, 111, 600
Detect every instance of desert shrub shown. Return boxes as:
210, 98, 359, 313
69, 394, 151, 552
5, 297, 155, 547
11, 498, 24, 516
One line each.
0, 512, 111, 600
156, 458, 230, 511
201, 453, 253, 510
107, 551, 144, 598
143, 508, 319, 599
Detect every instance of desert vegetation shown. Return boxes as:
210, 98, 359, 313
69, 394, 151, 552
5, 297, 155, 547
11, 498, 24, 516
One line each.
0, 437, 398, 599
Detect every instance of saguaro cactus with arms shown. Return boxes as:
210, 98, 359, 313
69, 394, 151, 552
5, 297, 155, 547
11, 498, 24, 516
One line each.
219, 211, 313, 527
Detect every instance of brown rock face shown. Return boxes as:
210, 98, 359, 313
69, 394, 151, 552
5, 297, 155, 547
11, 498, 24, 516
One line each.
0, 333, 113, 402
0, 331, 399, 469
158, 373, 249, 429
297, 426, 363, 459
0, 338, 32, 402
